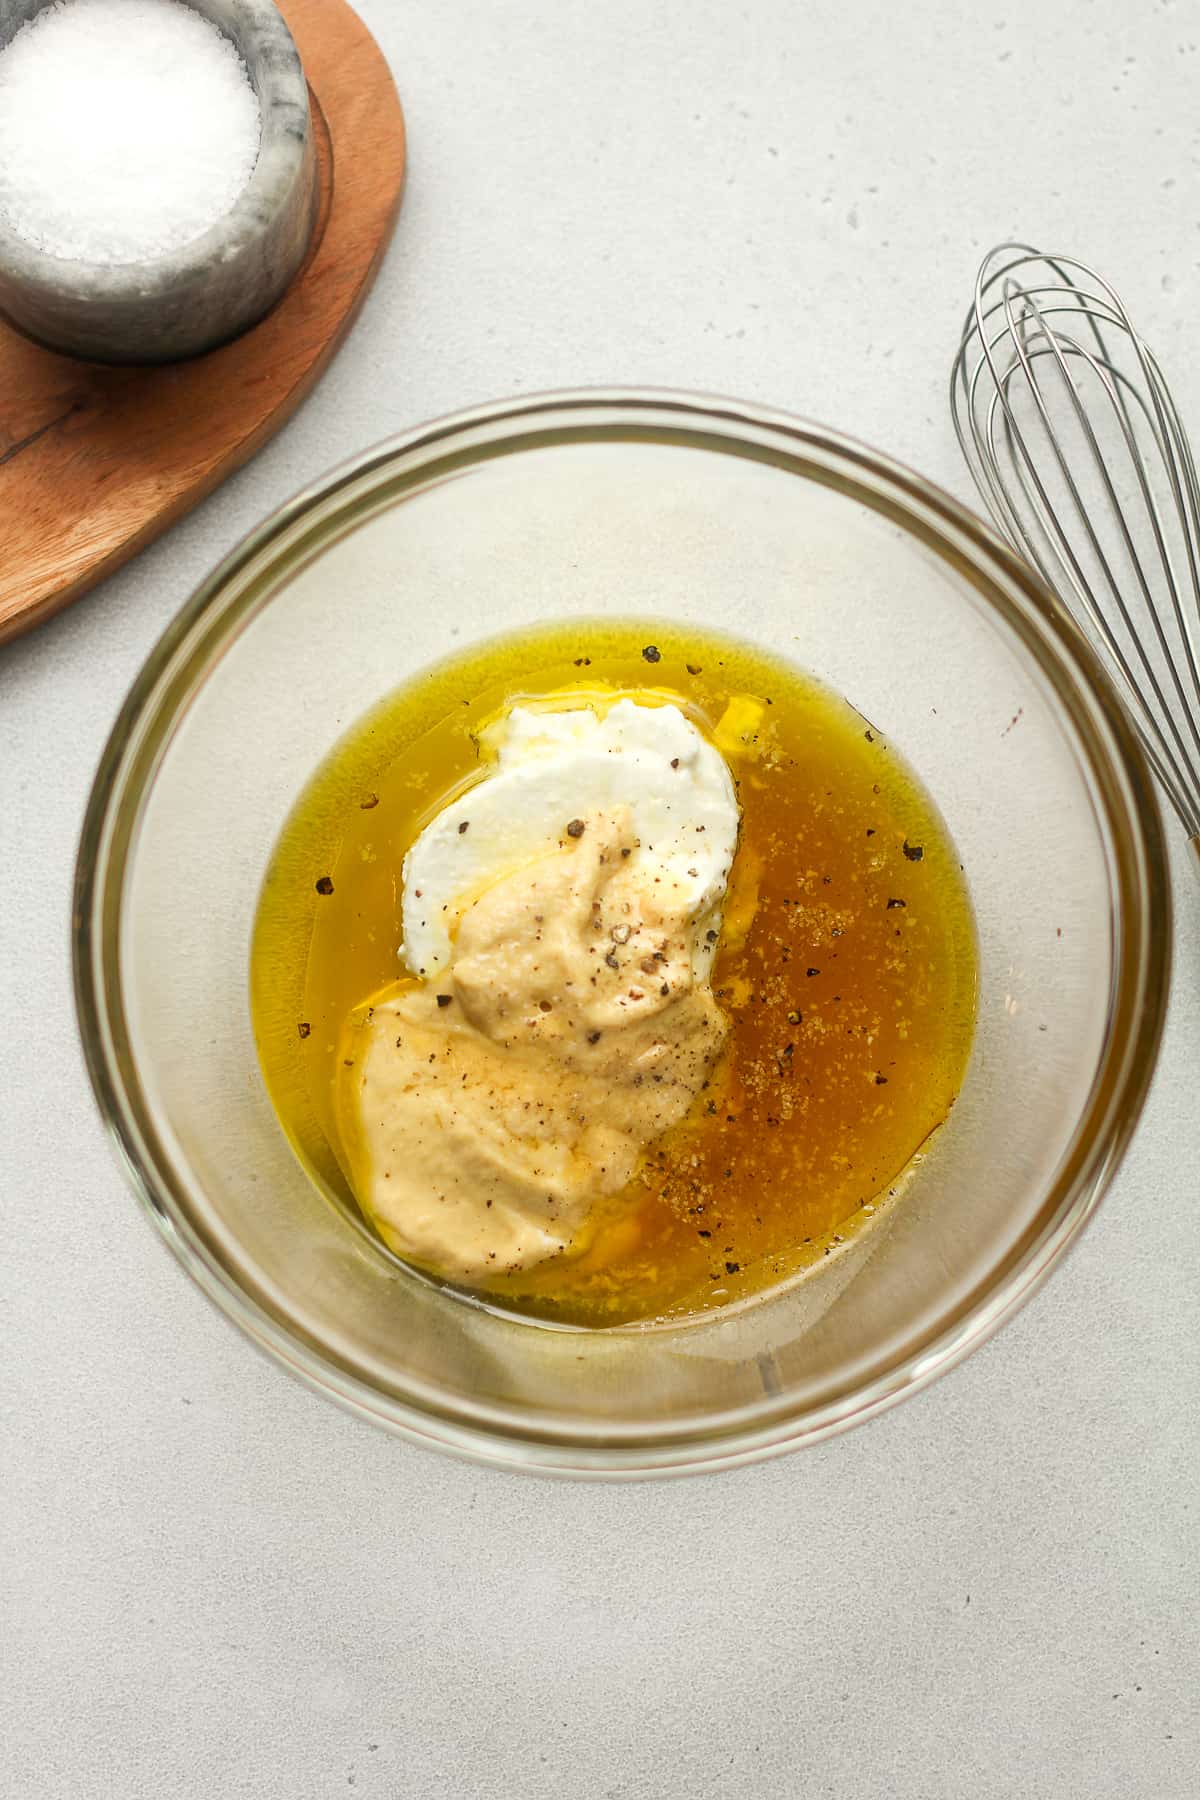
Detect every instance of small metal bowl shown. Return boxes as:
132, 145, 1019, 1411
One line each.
0, 0, 318, 364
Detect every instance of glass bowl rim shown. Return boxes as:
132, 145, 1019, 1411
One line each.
73, 387, 1172, 1478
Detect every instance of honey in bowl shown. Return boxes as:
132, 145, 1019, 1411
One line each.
250, 621, 977, 1327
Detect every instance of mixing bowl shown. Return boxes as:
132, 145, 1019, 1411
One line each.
74, 391, 1170, 1476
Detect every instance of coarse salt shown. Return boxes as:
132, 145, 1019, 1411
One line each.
0, 0, 261, 266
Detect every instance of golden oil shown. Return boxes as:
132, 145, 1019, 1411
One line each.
251, 620, 976, 1326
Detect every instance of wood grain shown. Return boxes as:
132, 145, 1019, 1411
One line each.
0, 0, 406, 643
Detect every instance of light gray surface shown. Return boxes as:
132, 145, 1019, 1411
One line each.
2, 0, 1198, 1793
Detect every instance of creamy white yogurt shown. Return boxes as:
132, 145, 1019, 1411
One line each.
400, 699, 739, 979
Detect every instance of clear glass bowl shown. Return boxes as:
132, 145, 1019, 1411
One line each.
74, 391, 1171, 1476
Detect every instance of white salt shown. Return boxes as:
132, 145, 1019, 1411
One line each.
0, 0, 261, 265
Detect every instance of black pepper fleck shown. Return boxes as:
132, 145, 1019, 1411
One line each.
297, 1022, 311, 1039
436, 994, 453, 1008
902, 839, 924, 861
315, 875, 334, 895
641, 644, 661, 663
566, 818, 586, 838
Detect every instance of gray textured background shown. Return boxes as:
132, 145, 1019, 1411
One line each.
3, 1, 1198, 1794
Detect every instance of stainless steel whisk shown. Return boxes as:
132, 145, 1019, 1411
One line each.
951, 243, 1200, 862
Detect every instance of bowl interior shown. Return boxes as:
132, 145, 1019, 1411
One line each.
79, 397, 1168, 1472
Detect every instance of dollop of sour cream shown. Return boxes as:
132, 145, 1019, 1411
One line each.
400, 699, 740, 979
340, 698, 743, 1283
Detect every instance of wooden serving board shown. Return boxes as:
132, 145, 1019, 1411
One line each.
0, 0, 406, 644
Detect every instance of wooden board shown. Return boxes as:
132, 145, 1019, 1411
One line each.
0, 0, 406, 643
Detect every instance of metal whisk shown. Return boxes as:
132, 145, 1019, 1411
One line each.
951, 243, 1200, 861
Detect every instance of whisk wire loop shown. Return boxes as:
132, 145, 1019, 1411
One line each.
952, 244, 1200, 848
